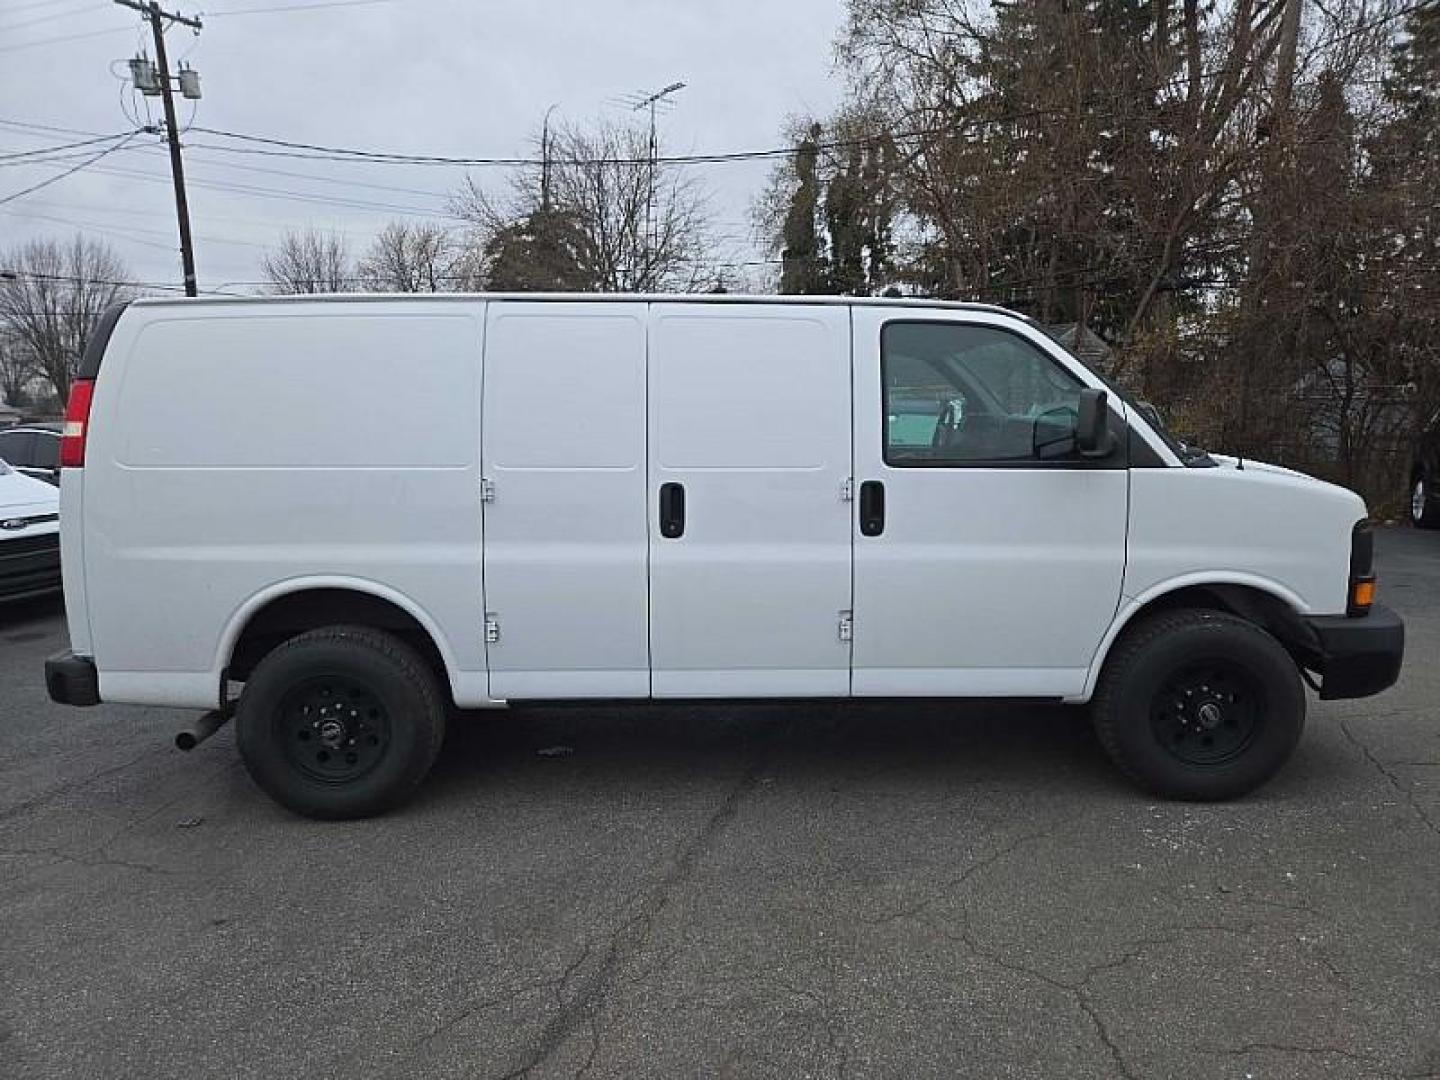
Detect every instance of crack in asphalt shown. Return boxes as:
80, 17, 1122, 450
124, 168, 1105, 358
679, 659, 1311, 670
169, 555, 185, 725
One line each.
855, 830, 1171, 1078
0, 746, 168, 825
0, 756, 242, 890
770, 968, 851, 1079
861, 830, 1048, 928
495, 765, 761, 1080
856, 826, 1170, 1080
376, 974, 568, 1079
0, 844, 166, 876
1338, 718, 1440, 840
946, 916, 1257, 1080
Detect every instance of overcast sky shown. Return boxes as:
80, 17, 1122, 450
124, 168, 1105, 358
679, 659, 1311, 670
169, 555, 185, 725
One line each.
0, 0, 848, 291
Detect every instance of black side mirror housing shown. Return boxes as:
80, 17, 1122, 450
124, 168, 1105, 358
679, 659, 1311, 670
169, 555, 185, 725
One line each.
1076, 388, 1115, 458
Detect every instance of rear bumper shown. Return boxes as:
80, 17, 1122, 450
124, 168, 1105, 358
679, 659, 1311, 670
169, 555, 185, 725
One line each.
1301, 604, 1405, 700
45, 650, 100, 707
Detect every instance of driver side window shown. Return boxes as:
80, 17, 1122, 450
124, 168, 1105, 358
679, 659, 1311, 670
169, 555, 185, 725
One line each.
882, 322, 1086, 465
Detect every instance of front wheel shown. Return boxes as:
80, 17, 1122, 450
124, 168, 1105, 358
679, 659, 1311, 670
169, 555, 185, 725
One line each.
1091, 609, 1305, 800
236, 626, 446, 819
1412, 474, 1440, 529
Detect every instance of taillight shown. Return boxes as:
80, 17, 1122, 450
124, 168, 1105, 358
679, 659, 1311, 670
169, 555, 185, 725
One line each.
60, 379, 94, 468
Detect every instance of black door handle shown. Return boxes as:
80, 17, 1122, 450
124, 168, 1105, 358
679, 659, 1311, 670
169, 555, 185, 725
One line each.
859, 480, 885, 536
659, 482, 686, 539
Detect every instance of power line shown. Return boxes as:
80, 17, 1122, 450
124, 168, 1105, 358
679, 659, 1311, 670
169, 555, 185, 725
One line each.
171, 5, 1422, 172
0, 131, 138, 162
2, 0, 101, 16
206, 0, 391, 14
87, 158, 463, 218
0, 132, 138, 206
2, 204, 274, 249
2, 3, 109, 33
0, 23, 135, 55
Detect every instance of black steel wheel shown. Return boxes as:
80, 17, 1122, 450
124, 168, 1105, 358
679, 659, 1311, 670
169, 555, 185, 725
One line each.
1150, 662, 1263, 768
1092, 608, 1305, 800
279, 676, 393, 784
237, 626, 446, 819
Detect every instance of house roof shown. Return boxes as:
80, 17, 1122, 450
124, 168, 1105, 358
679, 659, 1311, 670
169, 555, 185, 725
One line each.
1045, 323, 1113, 364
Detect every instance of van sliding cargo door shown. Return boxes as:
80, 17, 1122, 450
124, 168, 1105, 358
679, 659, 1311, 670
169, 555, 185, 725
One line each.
646, 303, 854, 697
480, 302, 650, 699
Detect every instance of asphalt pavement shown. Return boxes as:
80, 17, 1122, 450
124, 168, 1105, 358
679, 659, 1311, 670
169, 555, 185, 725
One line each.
1, 528, 1437, 1079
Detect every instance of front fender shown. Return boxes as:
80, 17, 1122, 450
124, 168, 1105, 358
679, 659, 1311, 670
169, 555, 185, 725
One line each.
1075, 573, 1310, 703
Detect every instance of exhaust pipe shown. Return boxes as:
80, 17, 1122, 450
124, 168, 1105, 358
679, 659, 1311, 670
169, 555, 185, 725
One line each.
176, 707, 232, 751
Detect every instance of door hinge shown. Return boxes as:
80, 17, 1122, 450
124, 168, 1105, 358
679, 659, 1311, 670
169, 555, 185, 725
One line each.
840, 477, 854, 502
838, 611, 853, 642
480, 477, 496, 503
484, 614, 500, 644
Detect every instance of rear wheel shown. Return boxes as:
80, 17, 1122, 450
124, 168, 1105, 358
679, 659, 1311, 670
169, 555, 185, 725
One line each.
1091, 609, 1305, 800
236, 626, 446, 819
1412, 473, 1440, 529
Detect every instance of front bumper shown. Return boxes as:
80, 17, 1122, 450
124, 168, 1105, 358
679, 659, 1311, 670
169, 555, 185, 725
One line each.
1300, 603, 1405, 700
45, 650, 100, 707
0, 531, 61, 603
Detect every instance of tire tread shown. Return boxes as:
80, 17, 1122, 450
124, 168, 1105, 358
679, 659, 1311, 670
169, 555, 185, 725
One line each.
237, 624, 446, 819
1092, 607, 1303, 799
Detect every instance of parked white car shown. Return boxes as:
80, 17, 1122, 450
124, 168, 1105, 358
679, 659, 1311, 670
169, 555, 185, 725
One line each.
45, 295, 1404, 818
0, 455, 61, 603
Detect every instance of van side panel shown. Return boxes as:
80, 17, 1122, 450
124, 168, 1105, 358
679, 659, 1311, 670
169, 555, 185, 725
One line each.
84, 303, 487, 707
480, 302, 650, 699
647, 304, 853, 697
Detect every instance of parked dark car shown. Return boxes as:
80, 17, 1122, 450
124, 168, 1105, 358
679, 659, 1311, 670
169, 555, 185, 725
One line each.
0, 423, 62, 486
0, 456, 61, 603
1413, 407, 1440, 529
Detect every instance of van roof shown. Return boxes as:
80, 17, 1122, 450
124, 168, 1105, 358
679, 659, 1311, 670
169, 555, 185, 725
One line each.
86, 294, 1039, 381
123, 292, 1024, 316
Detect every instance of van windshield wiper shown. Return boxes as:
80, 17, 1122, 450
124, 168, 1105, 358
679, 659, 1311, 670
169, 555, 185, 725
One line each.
1176, 440, 1218, 467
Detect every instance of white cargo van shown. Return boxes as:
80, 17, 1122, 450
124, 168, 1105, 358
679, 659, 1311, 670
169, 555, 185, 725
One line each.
46, 295, 1404, 818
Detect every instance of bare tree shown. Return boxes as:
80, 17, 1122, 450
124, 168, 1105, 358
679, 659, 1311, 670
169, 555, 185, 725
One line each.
261, 229, 353, 294
0, 236, 131, 402
455, 118, 715, 292
0, 333, 38, 409
356, 221, 477, 292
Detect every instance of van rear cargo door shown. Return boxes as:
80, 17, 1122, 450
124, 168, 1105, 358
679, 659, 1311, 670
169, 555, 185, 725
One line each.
647, 303, 853, 697
480, 302, 650, 699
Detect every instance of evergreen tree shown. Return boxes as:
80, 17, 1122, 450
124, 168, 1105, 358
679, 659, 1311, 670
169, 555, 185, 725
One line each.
780, 124, 827, 294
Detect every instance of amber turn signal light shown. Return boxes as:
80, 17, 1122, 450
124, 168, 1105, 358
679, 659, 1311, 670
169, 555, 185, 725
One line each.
1349, 577, 1376, 615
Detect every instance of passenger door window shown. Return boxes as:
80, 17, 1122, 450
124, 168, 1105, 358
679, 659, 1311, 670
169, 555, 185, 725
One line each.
882, 323, 1085, 465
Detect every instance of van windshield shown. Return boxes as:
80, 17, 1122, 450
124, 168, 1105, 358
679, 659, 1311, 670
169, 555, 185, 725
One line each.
1026, 318, 1213, 465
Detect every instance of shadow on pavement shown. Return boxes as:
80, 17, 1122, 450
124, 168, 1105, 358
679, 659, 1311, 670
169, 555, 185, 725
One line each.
424, 699, 1128, 803
0, 592, 64, 634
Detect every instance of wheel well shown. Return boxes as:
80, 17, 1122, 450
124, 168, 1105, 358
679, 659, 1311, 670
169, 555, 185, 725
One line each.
1114, 583, 1313, 667
226, 588, 451, 700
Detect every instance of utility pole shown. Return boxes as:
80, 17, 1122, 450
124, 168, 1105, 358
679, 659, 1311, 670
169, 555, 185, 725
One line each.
630, 81, 684, 290
540, 102, 559, 212
115, 0, 202, 297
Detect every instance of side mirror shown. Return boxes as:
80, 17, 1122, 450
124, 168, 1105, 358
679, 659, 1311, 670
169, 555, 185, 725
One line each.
1076, 388, 1115, 458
